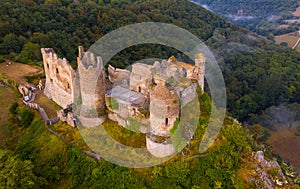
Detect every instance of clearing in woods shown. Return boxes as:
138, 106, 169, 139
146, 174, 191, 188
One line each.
275, 33, 299, 48
293, 5, 300, 17
0, 62, 42, 85
268, 124, 300, 173
0, 61, 61, 117
275, 5, 300, 50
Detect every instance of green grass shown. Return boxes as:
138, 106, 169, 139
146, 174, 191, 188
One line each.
102, 119, 146, 148
24, 73, 44, 85
106, 97, 119, 110
48, 121, 91, 151
34, 94, 61, 118
295, 42, 300, 52
0, 86, 18, 147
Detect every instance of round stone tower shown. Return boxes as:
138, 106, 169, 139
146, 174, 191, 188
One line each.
77, 46, 107, 118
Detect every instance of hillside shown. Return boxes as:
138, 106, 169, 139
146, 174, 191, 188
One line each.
192, 0, 300, 36
0, 0, 300, 188
0, 70, 298, 188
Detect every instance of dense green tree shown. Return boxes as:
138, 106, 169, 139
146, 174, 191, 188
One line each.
0, 0, 299, 121
29, 32, 54, 48
0, 149, 46, 188
2, 33, 24, 54
18, 42, 41, 63
9, 102, 19, 115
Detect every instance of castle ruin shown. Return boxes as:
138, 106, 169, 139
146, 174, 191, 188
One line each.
41, 47, 206, 157
42, 48, 76, 108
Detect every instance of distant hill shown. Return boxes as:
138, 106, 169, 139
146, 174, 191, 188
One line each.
191, 0, 300, 36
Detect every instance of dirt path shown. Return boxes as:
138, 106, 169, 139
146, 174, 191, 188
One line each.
268, 126, 300, 172
0, 61, 44, 145
293, 5, 300, 17
0, 62, 42, 86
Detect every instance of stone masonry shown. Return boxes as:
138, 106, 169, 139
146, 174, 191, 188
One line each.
41, 48, 76, 108
42, 46, 206, 157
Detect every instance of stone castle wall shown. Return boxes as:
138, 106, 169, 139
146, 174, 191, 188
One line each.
77, 47, 107, 117
195, 54, 206, 92
150, 77, 180, 136
108, 64, 130, 87
130, 63, 152, 96
41, 48, 76, 108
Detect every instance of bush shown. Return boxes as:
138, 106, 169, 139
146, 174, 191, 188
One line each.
24, 74, 42, 85
7, 79, 13, 85
9, 102, 19, 115
18, 107, 35, 127
0, 57, 5, 63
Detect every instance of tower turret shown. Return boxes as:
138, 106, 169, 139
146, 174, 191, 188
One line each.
77, 47, 107, 117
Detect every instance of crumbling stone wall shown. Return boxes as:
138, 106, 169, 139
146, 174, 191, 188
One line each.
130, 63, 152, 96
108, 65, 130, 87
195, 53, 206, 92
41, 48, 75, 108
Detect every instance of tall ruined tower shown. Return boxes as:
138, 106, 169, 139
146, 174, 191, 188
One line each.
77, 46, 107, 117
195, 54, 206, 92
41, 48, 76, 108
146, 76, 179, 158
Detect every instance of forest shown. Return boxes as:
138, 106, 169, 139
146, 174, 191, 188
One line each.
192, 0, 300, 35
1, 0, 300, 121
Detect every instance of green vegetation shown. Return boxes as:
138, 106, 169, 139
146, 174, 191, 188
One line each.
0, 0, 300, 121
0, 0, 300, 187
9, 102, 18, 115
0, 86, 272, 188
18, 107, 35, 127
193, 0, 300, 35
0, 149, 46, 188
106, 97, 119, 110
0, 87, 19, 148
103, 119, 146, 148
0, 56, 5, 63
24, 74, 44, 85
0, 82, 298, 188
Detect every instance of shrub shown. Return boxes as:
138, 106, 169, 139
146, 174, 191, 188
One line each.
9, 102, 19, 115
0, 57, 5, 63
7, 79, 13, 85
18, 107, 35, 127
